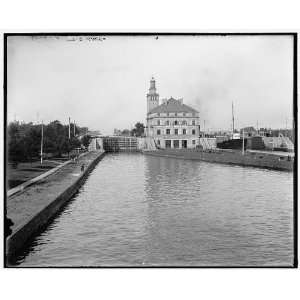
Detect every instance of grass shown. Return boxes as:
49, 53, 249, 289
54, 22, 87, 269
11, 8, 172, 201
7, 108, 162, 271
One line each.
7, 160, 64, 189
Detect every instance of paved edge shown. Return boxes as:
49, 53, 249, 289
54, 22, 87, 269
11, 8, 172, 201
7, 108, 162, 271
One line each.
6, 151, 106, 263
8, 160, 71, 197
143, 150, 293, 172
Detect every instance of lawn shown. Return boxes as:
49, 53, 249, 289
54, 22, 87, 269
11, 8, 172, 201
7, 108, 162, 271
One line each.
7, 159, 68, 189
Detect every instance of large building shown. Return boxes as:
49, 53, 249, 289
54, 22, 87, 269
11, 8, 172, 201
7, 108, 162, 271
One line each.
146, 78, 200, 149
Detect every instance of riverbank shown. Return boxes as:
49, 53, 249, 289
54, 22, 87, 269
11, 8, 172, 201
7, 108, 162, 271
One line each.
143, 149, 294, 171
6, 150, 105, 263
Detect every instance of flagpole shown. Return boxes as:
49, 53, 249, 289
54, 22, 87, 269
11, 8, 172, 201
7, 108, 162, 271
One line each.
40, 120, 43, 165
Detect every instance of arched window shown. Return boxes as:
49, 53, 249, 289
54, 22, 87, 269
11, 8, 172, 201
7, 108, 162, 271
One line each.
182, 120, 187, 125
183, 129, 186, 135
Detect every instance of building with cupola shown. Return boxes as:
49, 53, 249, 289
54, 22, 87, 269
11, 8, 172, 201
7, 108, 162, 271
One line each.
146, 77, 200, 149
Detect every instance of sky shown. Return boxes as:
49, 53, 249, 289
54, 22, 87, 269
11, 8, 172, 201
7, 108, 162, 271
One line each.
7, 35, 294, 134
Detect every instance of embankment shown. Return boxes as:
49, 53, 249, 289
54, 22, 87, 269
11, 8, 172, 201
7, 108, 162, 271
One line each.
6, 151, 105, 262
143, 149, 294, 172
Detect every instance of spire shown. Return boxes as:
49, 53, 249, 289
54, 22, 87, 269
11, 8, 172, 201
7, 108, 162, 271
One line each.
149, 77, 156, 92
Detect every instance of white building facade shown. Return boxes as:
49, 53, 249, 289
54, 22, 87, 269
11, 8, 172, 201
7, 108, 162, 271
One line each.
146, 78, 200, 149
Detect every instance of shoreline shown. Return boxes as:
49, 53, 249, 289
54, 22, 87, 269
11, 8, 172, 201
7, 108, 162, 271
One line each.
143, 149, 294, 172
6, 150, 106, 263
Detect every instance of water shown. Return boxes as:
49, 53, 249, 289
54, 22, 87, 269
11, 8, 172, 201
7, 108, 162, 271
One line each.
14, 153, 294, 267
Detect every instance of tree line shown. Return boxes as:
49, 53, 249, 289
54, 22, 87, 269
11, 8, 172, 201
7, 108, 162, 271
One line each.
7, 120, 92, 164
114, 122, 145, 137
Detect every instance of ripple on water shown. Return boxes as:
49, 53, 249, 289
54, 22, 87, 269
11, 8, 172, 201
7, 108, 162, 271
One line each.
14, 153, 294, 267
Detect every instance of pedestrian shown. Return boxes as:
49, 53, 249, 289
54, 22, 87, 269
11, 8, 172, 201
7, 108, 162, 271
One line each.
81, 164, 85, 172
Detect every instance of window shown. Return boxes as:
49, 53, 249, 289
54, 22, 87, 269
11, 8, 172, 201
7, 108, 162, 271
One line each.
175, 113, 177, 116
157, 113, 160, 116
192, 140, 196, 145
183, 113, 186, 116
192, 120, 195, 125
174, 120, 178, 125
157, 120, 160, 125
157, 129, 161, 135
165, 140, 171, 148
173, 140, 179, 148
166, 129, 170, 135
175, 129, 178, 135
183, 129, 186, 135
192, 129, 196, 135
165, 120, 169, 126
182, 120, 187, 125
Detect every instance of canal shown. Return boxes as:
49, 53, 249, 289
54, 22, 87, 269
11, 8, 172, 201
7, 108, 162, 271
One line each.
14, 153, 294, 266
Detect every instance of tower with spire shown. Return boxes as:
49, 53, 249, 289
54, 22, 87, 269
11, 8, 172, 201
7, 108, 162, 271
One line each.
147, 77, 159, 114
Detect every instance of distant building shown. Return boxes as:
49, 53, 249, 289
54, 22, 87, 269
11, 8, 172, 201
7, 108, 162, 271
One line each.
146, 77, 200, 149
240, 126, 257, 137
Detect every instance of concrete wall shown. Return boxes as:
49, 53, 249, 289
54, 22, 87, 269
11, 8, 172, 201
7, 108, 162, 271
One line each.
6, 151, 106, 260
144, 149, 293, 172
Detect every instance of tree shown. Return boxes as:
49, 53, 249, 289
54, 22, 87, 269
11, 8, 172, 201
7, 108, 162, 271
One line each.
121, 129, 131, 136
131, 122, 145, 137
7, 120, 86, 162
8, 122, 23, 165
81, 135, 92, 149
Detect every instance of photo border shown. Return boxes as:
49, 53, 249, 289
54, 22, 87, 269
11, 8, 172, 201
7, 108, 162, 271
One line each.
3, 32, 298, 268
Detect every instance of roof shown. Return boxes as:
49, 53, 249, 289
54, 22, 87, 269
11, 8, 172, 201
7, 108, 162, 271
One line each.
148, 97, 199, 114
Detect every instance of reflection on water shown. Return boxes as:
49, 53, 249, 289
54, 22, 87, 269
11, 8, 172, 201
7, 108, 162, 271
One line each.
14, 153, 294, 266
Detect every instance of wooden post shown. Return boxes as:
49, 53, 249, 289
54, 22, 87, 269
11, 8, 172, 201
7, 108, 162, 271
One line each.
68, 117, 71, 139
40, 120, 43, 165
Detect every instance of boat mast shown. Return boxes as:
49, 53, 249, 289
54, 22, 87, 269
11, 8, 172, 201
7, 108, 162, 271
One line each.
242, 128, 245, 155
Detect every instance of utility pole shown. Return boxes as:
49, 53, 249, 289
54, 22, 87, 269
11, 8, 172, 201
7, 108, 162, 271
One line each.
204, 120, 206, 137
40, 120, 44, 165
68, 117, 71, 139
242, 128, 245, 155
73, 120, 76, 136
232, 101, 235, 135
